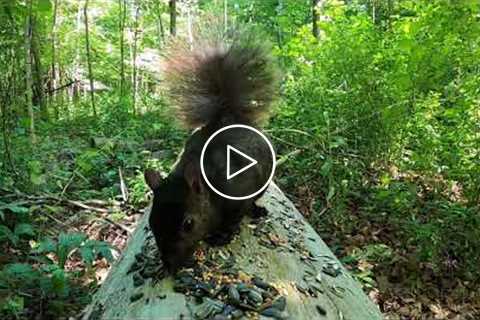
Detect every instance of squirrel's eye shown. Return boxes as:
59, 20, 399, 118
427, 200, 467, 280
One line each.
183, 218, 194, 232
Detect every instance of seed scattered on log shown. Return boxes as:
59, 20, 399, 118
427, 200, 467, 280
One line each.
130, 292, 144, 303
236, 283, 250, 293
228, 285, 241, 304
295, 281, 309, 295
322, 262, 341, 277
230, 309, 244, 319
135, 252, 144, 262
246, 289, 264, 306
261, 307, 287, 319
194, 298, 224, 319
271, 296, 286, 311
252, 276, 272, 291
127, 261, 142, 275
309, 283, 324, 295
316, 304, 327, 316
133, 273, 145, 287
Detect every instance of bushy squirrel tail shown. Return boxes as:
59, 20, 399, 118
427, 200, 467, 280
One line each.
162, 27, 279, 129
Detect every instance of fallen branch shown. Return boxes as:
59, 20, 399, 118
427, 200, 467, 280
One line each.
60, 171, 77, 197
81, 184, 383, 320
277, 149, 301, 166
101, 216, 133, 234
46, 80, 79, 94
118, 168, 129, 203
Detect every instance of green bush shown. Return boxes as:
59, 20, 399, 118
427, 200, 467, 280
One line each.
272, 0, 480, 280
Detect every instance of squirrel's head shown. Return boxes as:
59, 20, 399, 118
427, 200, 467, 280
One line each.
144, 164, 216, 271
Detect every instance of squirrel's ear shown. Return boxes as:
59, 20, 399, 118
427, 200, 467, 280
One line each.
144, 169, 163, 190
184, 161, 204, 194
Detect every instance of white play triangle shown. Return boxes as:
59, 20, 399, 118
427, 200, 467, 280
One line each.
226, 145, 258, 180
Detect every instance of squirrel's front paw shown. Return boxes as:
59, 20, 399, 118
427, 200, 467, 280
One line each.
251, 205, 268, 219
205, 231, 236, 246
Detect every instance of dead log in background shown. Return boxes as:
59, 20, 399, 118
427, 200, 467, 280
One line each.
82, 184, 383, 320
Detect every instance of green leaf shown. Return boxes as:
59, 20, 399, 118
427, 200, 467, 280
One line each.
57, 233, 87, 269
79, 246, 95, 266
97, 243, 114, 262
80, 240, 114, 266
51, 269, 69, 297
320, 159, 332, 177
398, 38, 414, 52
14, 223, 35, 238
36, 237, 56, 253
58, 232, 87, 249
0, 225, 18, 246
326, 186, 335, 202
3, 263, 37, 285
0, 203, 29, 215
37, 0, 52, 12
1, 295, 24, 315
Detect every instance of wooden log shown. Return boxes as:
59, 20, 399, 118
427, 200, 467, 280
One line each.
82, 184, 383, 320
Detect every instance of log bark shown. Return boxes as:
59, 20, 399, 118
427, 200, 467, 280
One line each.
82, 184, 383, 320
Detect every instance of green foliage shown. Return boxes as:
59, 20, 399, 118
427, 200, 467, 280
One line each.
35, 232, 113, 269
1, 0, 479, 317
0, 231, 113, 318
271, 0, 480, 283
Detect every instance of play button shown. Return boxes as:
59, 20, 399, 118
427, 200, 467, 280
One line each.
200, 124, 276, 200
226, 145, 258, 180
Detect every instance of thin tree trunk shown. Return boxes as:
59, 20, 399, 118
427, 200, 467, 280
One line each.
51, 0, 59, 119
132, 0, 140, 114
1, 58, 16, 173
25, 0, 36, 143
155, 1, 165, 47
119, 0, 126, 98
84, 0, 97, 116
312, 0, 320, 39
372, 0, 376, 24
73, 1, 83, 105
31, 18, 47, 121
187, 3, 193, 45
169, 0, 176, 36
275, 0, 284, 48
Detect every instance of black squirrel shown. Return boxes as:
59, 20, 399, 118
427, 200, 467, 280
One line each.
144, 28, 279, 270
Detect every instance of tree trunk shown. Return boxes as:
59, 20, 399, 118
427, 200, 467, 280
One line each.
0, 57, 16, 173
25, 0, 36, 143
131, 0, 140, 114
73, 1, 83, 105
51, 0, 59, 119
275, 0, 284, 48
119, 0, 126, 99
31, 18, 47, 121
312, 0, 320, 39
155, 2, 165, 47
84, 0, 97, 116
81, 184, 383, 320
169, 0, 176, 36
372, 0, 376, 24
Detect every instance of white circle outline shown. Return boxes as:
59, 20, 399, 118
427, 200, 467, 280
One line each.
200, 124, 276, 200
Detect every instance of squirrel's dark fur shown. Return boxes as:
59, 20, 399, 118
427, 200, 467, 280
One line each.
145, 27, 278, 270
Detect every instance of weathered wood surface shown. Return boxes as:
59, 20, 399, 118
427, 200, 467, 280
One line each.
82, 184, 383, 320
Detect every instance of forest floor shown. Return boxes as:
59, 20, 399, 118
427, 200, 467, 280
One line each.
1, 112, 479, 319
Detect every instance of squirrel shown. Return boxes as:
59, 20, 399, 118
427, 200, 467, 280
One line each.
144, 27, 279, 271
